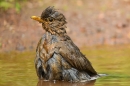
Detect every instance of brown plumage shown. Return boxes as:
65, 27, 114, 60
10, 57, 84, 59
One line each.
31, 6, 98, 82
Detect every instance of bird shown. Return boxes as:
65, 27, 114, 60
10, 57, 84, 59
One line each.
31, 6, 98, 82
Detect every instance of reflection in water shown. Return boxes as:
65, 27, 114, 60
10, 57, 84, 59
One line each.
37, 80, 96, 86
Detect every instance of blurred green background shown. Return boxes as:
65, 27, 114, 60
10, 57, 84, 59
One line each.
0, 0, 130, 86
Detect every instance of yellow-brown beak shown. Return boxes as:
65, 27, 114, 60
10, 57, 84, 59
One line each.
31, 16, 44, 23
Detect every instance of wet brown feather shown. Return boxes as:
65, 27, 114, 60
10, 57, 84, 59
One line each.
35, 6, 97, 81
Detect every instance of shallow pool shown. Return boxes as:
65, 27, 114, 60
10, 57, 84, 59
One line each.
0, 45, 130, 86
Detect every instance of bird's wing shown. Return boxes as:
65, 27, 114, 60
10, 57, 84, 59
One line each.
58, 38, 97, 76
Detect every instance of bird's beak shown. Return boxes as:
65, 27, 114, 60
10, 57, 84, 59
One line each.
31, 16, 44, 23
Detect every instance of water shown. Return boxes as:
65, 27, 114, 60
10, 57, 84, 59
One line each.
0, 45, 130, 86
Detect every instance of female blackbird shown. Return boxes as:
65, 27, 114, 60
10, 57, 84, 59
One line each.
31, 6, 98, 82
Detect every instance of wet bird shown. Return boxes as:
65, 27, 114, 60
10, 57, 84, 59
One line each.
31, 6, 98, 82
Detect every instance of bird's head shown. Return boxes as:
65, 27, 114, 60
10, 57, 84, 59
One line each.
31, 6, 67, 35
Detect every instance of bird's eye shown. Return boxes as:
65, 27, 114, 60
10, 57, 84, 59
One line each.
48, 17, 54, 22
44, 18, 48, 21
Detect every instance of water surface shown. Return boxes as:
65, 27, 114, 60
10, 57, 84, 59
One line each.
0, 45, 130, 86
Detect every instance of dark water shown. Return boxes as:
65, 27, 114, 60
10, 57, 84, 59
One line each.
0, 45, 130, 86
37, 80, 96, 86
